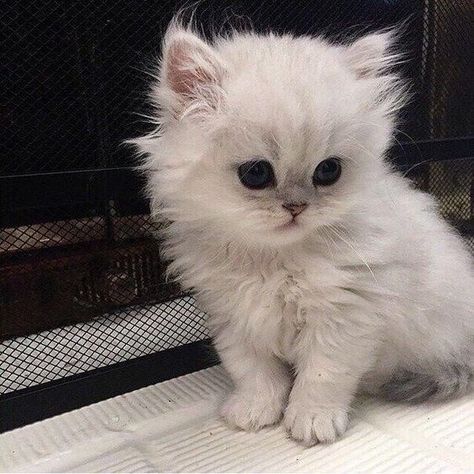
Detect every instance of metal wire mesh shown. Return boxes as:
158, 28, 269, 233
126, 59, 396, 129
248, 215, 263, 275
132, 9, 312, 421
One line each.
1, 0, 473, 396
0, 296, 207, 393
421, 1, 474, 138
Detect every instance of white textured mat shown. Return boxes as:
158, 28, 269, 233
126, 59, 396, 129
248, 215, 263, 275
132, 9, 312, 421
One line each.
1, 365, 473, 473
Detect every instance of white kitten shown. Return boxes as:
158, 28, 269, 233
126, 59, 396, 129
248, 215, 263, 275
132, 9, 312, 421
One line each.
134, 20, 474, 445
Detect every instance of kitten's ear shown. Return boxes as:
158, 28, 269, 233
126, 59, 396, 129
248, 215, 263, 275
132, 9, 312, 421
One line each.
161, 25, 226, 119
345, 31, 398, 78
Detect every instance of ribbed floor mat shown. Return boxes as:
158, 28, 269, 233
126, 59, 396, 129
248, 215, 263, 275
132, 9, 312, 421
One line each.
1, 366, 473, 472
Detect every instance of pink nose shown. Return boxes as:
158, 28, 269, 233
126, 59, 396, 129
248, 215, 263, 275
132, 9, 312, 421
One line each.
282, 202, 308, 217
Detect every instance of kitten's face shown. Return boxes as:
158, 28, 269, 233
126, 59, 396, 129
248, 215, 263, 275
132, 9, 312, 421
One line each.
139, 26, 404, 248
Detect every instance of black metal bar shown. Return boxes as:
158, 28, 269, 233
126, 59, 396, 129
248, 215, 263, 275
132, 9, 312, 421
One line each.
389, 136, 474, 169
0, 339, 219, 433
0, 168, 148, 228
1, 137, 473, 229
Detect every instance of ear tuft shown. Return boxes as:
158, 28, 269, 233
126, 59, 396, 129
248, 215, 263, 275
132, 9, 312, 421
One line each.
161, 24, 226, 119
345, 30, 400, 78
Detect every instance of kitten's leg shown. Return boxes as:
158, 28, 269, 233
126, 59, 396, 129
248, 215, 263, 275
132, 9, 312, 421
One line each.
216, 335, 292, 431
284, 308, 379, 445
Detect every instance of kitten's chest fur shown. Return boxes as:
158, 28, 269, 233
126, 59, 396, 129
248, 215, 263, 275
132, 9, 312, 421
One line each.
234, 266, 310, 361
276, 276, 307, 360
193, 244, 346, 362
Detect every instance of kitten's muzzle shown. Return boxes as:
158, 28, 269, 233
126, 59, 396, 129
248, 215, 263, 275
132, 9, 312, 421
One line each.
282, 202, 308, 217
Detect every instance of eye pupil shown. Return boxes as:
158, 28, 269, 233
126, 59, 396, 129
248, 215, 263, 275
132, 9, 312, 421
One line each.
313, 157, 342, 186
238, 160, 275, 189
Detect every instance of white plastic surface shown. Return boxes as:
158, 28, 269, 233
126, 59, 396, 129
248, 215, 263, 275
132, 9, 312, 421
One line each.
1, 365, 473, 473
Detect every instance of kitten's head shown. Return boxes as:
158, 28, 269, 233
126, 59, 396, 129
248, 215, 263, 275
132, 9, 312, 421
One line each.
137, 22, 406, 248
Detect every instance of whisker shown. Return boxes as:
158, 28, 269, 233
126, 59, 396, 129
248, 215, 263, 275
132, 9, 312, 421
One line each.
353, 121, 423, 161
327, 224, 379, 284
320, 228, 336, 263
400, 159, 433, 179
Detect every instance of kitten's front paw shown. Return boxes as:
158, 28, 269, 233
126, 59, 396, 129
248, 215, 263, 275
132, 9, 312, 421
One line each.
283, 404, 349, 446
221, 390, 285, 432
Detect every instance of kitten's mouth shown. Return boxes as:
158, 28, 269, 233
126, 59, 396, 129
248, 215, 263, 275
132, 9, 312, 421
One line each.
277, 219, 299, 231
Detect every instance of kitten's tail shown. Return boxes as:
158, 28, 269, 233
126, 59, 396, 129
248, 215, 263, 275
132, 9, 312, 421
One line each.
380, 365, 473, 403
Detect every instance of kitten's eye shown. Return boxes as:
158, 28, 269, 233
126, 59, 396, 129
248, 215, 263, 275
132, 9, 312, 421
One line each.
238, 160, 275, 189
313, 157, 342, 186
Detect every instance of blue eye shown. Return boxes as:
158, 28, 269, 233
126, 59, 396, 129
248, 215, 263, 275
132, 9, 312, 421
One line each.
238, 160, 275, 189
313, 157, 342, 186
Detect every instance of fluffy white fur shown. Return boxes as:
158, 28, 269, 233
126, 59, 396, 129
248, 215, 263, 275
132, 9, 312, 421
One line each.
134, 21, 474, 445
